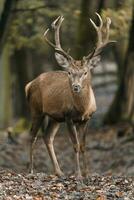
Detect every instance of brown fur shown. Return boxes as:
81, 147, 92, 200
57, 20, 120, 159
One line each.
25, 70, 96, 122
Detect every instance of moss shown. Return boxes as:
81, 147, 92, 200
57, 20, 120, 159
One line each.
0, 44, 12, 127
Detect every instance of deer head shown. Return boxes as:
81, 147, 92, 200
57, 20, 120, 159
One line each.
44, 14, 114, 93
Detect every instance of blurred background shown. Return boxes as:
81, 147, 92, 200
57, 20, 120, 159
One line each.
0, 0, 134, 175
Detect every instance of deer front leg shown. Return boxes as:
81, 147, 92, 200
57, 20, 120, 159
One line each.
66, 119, 82, 179
77, 122, 88, 177
43, 119, 64, 177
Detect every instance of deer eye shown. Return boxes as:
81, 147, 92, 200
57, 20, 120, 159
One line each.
84, 71, 87, 75
68, 71, 71, 76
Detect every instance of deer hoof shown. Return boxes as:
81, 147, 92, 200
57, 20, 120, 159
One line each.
75, 171, 83, 180
55, 170, 64, 177
29, 167, 34, 174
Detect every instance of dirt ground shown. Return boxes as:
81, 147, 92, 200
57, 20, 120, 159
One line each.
0, 124, 134, 199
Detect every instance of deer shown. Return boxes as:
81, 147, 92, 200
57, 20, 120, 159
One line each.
25, 13, 114, 178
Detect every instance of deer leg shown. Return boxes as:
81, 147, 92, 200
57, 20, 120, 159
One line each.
66, 119, 82, 179
29, 116, 43, 173
43, 119, 63, 177
77, 122, 88, 177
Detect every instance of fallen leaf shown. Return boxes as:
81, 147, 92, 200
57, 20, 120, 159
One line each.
115, 191, 123, 197
96, 194, 107, 200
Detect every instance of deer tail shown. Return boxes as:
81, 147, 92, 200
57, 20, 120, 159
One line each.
25, 82, 32, 101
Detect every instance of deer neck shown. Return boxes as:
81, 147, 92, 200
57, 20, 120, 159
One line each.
71, 82, 91, 114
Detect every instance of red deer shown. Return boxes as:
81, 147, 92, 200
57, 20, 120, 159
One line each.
25, 13, 114, 178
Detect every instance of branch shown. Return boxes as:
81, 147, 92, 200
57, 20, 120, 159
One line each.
12, 4, 58, 13
0, 0, 16, 51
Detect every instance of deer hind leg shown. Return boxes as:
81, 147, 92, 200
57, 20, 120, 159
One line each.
43, 119, 63, 177
29, 115, 44, 174
77, 122, 88, 177
66, 119, 82, 179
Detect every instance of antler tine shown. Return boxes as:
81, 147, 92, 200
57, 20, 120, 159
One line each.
51, 16, 61, 28
51, 15, 73, 60
90, 18, 97, 30
44, 28, 56, 48
90, 13, 104, 46
84, 13, 115, 61
51, 16, 64, 49
105, 17, 111, 42
52, 16, 64, 30
44, 16, 73, 61
96, 12, 103, 28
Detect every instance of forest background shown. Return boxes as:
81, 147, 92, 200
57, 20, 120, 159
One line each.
0, 0, 133, 132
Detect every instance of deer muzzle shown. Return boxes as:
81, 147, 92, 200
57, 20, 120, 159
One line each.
72, 84, 81, 93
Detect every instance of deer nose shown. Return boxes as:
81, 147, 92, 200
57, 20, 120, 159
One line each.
72, 84, 81, 93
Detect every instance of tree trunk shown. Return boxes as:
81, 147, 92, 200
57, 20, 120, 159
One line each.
10, 48, 44, 119
122, 6, 134, 123
76, 0, 103, 59
0, 45, 12, 128
104, 5, 134, 124
0, 0, 16, 127
0, 0, 16, 50
76, 0, 113, 59
11, 48, 29, 118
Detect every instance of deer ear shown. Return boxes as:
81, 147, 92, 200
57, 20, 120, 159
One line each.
88, 56, 101, 69
55, 53, 70, 68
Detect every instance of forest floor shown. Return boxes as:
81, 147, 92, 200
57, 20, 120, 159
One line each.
0, 124, 134, 199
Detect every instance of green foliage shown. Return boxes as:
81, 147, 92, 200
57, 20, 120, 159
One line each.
102, 5, 133, 41
7, 0, 81, 55
4, 0, 133, 54
8, 0, 49, 51
0, 0, 5, 14
12, 118, 29, 134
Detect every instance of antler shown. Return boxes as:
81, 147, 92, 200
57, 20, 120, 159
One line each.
44, 16, 73, 61
84, 13, 115, 60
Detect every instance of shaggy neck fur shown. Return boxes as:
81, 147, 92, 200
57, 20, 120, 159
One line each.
71, 80, 91, 114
